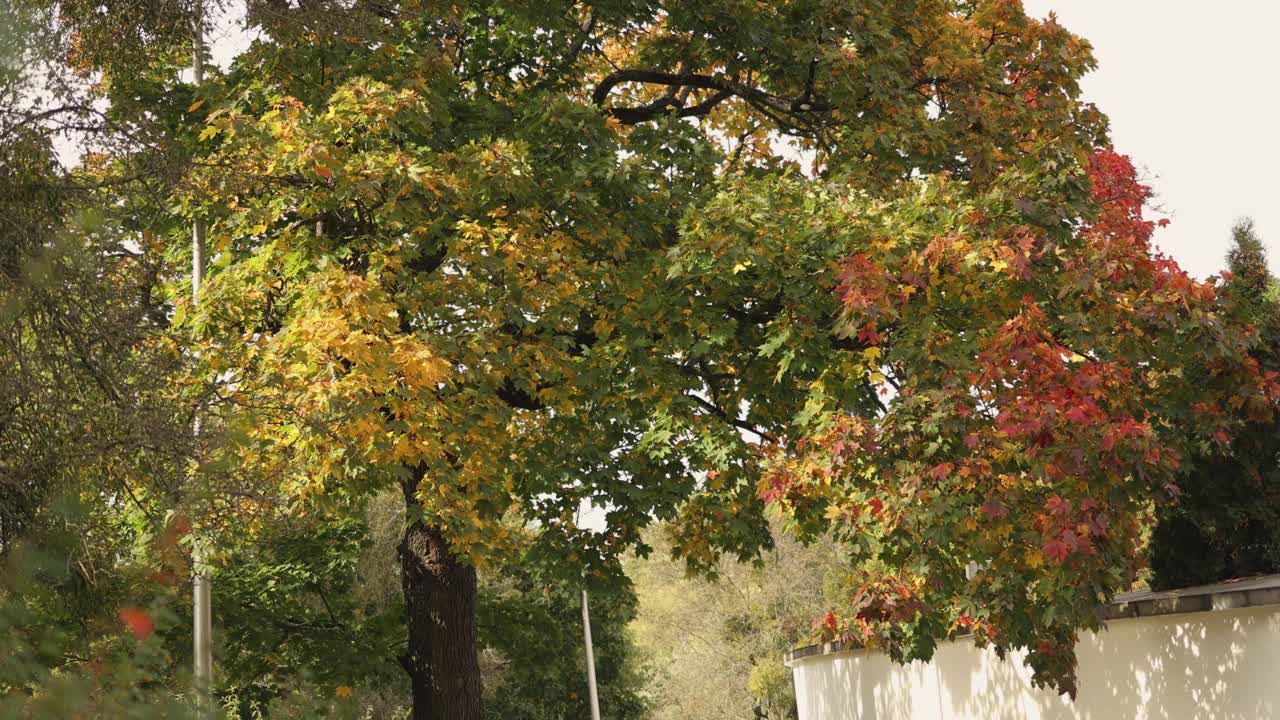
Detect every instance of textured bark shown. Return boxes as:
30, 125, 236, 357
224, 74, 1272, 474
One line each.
399, 482, 483, 720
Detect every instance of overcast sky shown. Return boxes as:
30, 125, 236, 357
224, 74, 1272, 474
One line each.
1023, 0, 1280, 279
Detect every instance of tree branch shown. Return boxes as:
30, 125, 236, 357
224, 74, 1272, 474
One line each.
593, 69, 831, 126
685, 392, 777, 443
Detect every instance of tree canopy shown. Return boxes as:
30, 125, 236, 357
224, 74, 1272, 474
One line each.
3, 0, 1276, 716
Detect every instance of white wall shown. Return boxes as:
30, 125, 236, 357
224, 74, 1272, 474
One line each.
791, 605, 1280, 720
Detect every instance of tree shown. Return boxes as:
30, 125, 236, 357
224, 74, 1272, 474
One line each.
0, 6, 221, 714
157, 1, 1270, 714
762, 149, 1276, 696
1149, 218, 1280, 589
1226, 218, 1272, 302
0, 86, 197, 720
1, 0, 206, 554
14, 0, 1262, 715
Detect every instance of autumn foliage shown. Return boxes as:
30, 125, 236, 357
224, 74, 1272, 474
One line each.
17, 0, 1280, 714
762, 149, 1279, 695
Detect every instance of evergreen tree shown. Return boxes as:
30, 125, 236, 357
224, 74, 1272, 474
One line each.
1151, 219, 1280, 589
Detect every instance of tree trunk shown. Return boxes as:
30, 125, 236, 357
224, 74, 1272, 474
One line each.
399, 483, 483, 720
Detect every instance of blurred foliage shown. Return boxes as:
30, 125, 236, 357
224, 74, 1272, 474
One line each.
0, 499, 195, 719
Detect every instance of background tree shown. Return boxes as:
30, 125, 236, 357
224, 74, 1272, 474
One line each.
1149, 218, 1280, 589
628, 522, 843, 720
0, 78, 196, 720
478, 543, 649, 720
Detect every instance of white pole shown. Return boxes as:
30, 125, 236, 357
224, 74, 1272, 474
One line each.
582, 589, 602, 720
190, 0, 213, 706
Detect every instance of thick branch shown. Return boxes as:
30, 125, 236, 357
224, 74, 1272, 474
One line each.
593, 69, 831, 126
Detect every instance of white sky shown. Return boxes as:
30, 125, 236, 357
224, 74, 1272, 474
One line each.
1023, 0, 1280, 279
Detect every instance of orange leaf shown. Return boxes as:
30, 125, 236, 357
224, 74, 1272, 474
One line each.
118, 607, 154, 640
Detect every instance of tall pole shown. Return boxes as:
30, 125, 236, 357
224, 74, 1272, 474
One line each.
581, 589, 602, 720
190, 0, 213, 706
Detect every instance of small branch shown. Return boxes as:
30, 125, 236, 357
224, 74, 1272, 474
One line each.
686, 392, 777, 443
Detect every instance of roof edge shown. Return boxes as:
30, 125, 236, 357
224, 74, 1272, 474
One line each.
783, 573, 1280, 666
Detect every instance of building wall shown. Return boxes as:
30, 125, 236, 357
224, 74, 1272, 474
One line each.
790, 605, 1280, 720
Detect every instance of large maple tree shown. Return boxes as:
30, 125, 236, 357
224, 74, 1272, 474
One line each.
38, 0, 1273, 716
761, 148, 1276, 696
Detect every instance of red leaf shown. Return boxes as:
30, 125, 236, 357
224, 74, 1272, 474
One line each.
118, 607, 154, 640
1044, 496, 1071, 516
1064, 405, 1090, 424
1043, 539, 1070, 563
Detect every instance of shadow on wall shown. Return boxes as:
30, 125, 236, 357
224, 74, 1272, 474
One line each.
1075, 609, 1277, 720
795, 607, 1280, 720
795, 652, 938, 720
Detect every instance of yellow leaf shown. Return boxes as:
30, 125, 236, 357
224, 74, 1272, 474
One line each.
188, 98, 206, 112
